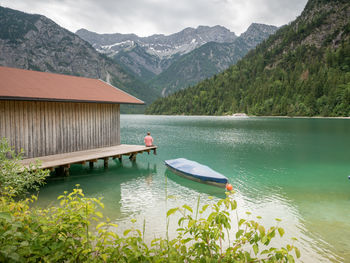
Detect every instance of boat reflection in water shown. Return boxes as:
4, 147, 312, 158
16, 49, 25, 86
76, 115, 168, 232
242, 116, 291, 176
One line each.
165, 169, 227, 199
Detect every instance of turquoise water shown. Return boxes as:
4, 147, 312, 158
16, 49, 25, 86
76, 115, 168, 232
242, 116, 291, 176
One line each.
36, 115, 350, 262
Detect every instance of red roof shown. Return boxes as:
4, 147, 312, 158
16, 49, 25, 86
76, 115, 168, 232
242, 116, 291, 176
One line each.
0, 66, 144, 104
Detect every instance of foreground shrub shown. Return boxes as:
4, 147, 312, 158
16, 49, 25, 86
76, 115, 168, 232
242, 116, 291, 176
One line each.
0, 139, 299, 262
0, 138, 49, 198
0, 187, 300, 262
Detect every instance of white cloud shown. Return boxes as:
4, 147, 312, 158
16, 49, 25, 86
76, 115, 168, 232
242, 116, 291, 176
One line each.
0, 0, 307, 36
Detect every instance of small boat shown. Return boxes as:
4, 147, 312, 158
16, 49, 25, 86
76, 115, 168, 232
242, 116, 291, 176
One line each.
165, 158, 228, 188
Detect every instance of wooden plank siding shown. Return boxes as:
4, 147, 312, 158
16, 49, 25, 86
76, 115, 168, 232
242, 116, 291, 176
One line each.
0, 100, 120, 158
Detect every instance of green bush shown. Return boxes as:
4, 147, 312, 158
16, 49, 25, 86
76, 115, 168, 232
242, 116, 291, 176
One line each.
0, 139, 300, 262
0, 138, 49, 198
0, 187, 300, 262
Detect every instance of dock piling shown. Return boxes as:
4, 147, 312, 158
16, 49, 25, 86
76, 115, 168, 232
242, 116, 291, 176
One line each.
129, 153, 136, 161
63, 165, 70, 177
104, 157, 109, 168
55, 165, 70, 177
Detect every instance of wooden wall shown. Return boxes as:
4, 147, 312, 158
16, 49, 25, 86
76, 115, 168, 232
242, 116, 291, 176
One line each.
0, 100, 120, 158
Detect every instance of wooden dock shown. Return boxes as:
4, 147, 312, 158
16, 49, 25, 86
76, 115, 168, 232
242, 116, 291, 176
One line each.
20, 144, 157, 176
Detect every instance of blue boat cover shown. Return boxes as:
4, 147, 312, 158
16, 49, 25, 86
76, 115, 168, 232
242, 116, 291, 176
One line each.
165, 158, 228, 184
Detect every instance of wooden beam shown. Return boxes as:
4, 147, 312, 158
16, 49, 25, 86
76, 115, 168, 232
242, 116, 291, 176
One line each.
129, 153, 137, 161
55, 165, 70, 176
104, 157, 109, 168
63, 166, 70, 177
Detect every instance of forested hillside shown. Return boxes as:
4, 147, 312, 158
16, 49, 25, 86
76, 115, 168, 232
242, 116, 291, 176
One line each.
146, 0, 350, 117
78, 24, 277, 98
149, 24, 277, 96
148, 39, 249, 96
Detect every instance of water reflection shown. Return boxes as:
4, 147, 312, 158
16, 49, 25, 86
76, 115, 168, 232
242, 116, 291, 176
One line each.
34, 115, 350, 262
165, 169, 226, 199
35, 160, 158, 219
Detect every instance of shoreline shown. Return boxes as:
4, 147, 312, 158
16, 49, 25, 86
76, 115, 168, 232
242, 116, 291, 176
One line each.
253, 115, 350, 120
130, 113, 350, 119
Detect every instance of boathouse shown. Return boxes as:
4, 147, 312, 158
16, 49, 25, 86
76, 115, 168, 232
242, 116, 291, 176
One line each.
0, 66, 156, 173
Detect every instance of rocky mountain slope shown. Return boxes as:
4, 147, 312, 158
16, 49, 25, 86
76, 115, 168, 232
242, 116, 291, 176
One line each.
0, 6, 157, 111
76, 26, 237, 82
239, 23, 279, 48
150, 39, 249, 96
78, 24, 277, 95
146, 0, 350, 117
151, 23, 278, 95
77, 25, 237, 59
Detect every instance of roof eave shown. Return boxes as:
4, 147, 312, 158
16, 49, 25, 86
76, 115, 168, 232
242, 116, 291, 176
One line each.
98, 79, 145, 104
0, 96, 145, 105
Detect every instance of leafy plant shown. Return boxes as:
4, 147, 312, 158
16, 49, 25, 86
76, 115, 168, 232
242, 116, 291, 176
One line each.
0, 186, 300, 262
165, 194, 300, 262
0, 139, 299, 261
0, 186, 106, 262
0, 138, 49, 198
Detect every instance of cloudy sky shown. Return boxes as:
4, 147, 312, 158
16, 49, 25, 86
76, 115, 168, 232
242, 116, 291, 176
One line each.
1, 0, 308, 36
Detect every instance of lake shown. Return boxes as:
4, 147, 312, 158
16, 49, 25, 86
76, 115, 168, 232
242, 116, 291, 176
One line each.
35, 115, 350, 262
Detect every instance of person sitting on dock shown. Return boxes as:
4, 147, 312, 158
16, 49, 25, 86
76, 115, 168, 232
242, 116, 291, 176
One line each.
144, 132, 154, 147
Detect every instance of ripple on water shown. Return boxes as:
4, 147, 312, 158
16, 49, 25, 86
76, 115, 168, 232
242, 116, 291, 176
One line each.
35, 115, 350, 262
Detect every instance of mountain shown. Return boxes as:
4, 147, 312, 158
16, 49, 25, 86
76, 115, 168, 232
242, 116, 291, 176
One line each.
76, 25, 237, 59
239, 23, 280, 48
149, 39, 249, 96
0, 6, 156, 112
151, 23, 278, 96
76, 26, 237, 82
113, 43, 171, 81
78, 24, 277, 95
146, 0, 350, 117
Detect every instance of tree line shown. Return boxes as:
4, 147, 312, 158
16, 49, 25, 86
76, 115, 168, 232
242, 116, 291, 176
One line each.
146, 2, 350, 117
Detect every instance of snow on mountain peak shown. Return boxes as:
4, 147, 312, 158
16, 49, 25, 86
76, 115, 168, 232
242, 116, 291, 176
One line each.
77, 25, 237, 59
